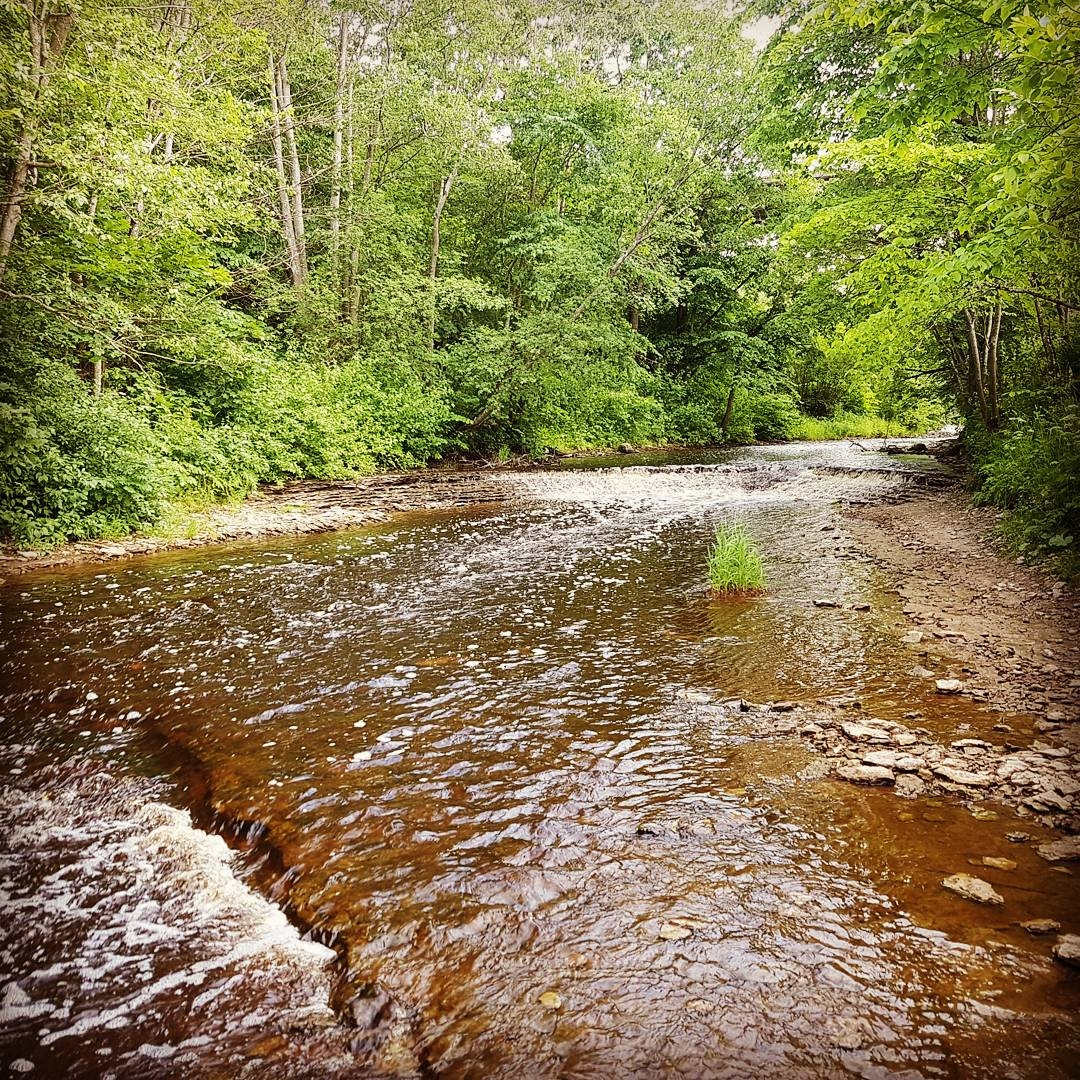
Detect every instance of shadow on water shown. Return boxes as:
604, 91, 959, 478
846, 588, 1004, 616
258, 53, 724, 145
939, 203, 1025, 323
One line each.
1, 443, 1077, 1078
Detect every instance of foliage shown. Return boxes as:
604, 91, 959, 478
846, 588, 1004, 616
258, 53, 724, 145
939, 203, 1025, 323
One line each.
0, 0, 1066, 554
706, 522, 767, 596
970, 402, 1080, 579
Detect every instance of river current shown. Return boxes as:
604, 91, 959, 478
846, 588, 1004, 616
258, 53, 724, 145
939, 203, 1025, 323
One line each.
2, 443, 1077, 1078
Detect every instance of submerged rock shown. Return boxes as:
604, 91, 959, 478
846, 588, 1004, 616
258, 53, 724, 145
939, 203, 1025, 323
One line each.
1052, 935, 1080, 968
1021, 919, 1061, 935
1037, 836, 1080, 862
935, 678, 964, 694
941, 874, 1004, 905
836, 763, 895, 786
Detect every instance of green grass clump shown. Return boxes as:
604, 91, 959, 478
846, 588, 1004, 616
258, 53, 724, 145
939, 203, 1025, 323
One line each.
706, 522, 766, 596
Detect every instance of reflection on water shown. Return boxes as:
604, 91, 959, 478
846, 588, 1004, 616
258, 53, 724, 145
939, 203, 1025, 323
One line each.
2, 445, 1077, 1078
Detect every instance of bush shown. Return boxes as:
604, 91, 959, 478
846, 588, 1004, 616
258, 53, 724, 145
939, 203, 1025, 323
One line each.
971, 404, 1080, 577
0, 361, 168, 544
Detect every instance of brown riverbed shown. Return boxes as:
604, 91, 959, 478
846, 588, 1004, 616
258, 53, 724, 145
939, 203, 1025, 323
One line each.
1, 442, 1077, 1079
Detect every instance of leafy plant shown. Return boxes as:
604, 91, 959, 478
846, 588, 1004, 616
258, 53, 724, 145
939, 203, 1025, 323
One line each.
706, 522, 767, 596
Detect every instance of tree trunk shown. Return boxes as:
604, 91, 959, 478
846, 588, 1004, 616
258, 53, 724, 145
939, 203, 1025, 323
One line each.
0, 5, 75, 279
330, 13, 349, 272
721, 378, 737, 439
428, 168, 458, 350
269, 53, 304, 288
275, 55, 307, 287
963, 308, 991, 427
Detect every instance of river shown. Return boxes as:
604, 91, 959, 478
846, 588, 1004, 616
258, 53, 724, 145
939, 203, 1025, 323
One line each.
2, 442, 1077, 1078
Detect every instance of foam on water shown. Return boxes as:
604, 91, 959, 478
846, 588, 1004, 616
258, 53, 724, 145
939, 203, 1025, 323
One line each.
0, 758, 357, 1078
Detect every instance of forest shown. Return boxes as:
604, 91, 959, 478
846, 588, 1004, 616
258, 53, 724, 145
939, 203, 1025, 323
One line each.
1, 0, 1077, 571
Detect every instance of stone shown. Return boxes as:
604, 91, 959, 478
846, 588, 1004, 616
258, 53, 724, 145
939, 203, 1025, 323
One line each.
862, 750, 899, 768
767, 701, 797, 713
813, 599, 840, 608
659, 923, 693, 941
932, 763, 991, 787
910, 666, 935, 679
936, 679, 964, 694
539, 991, 563, 1010
895, 774, 927, 799
1052, 935, 1080, 968
1005, 832, 1031, 843
901, 631, 924, 645
836, 763, 895, 786
941, 874, 1004, 905
1021, 919, 1061, 935
979, 856, 1017, 871
840, 721, 891, 744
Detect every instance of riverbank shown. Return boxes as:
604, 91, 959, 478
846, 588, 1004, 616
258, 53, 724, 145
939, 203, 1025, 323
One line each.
0, 437, 955, 579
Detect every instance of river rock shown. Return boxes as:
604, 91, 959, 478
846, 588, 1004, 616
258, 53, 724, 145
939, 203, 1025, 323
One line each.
941, 874, 1004, 905
1021, 919, 1061, 935
1052, 935, 1080, 968
895, 774, 926, 799
659, 922, 693, 941
932, 763, 991, 787
979, 856, 1017, 871
935, 679, 964, 694
862, 749, 899, 768
836, 763, 895, 786
840, 721, 891, 744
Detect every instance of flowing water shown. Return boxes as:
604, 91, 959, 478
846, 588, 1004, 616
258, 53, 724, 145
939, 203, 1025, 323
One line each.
2, 443, 1078, 1079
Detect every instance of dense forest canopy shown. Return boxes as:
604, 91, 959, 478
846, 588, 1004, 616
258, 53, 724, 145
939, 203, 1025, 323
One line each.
0, 0, 1076, 569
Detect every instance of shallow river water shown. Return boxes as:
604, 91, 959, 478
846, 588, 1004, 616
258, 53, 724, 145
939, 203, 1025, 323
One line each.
2, 443, 1078, 1079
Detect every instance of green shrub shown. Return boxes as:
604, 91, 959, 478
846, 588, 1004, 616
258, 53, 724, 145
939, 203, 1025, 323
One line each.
0, 360, 168, 545
706, 521, 766, 595
971, 404, 1080, 577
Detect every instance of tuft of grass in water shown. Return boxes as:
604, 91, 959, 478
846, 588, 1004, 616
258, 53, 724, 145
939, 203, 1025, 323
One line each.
706, 522, 766, 596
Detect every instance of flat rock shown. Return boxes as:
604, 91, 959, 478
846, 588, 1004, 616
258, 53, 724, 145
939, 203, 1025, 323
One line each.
935, 679, 964, 694
836, 763, 895, 786
941, 874, 1004, 905
910, 666, 935, 679
1005, 832, 1031, 843
979, 856, 1017, 871
1021, 919, 1061, 935
901, 631, 924, 645
932, 764, 991, 787
813, 599, 840, 608
862, 750, 899, 768
1052, 935, 1080, 968
840, 721, 891, 744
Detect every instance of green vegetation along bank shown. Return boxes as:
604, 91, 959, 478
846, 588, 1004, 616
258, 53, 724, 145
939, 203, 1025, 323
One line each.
0, 0, 1076, 574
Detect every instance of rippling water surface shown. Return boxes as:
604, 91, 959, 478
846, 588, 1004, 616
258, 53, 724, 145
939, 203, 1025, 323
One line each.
2, 444, 1078, 1078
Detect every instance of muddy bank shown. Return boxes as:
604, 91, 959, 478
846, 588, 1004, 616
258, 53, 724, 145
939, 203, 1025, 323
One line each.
756, 487, 1080, 830
845, 489, 1080, 727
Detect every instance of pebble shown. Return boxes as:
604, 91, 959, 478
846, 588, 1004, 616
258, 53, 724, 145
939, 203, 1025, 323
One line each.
941, 874, 1004, 905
